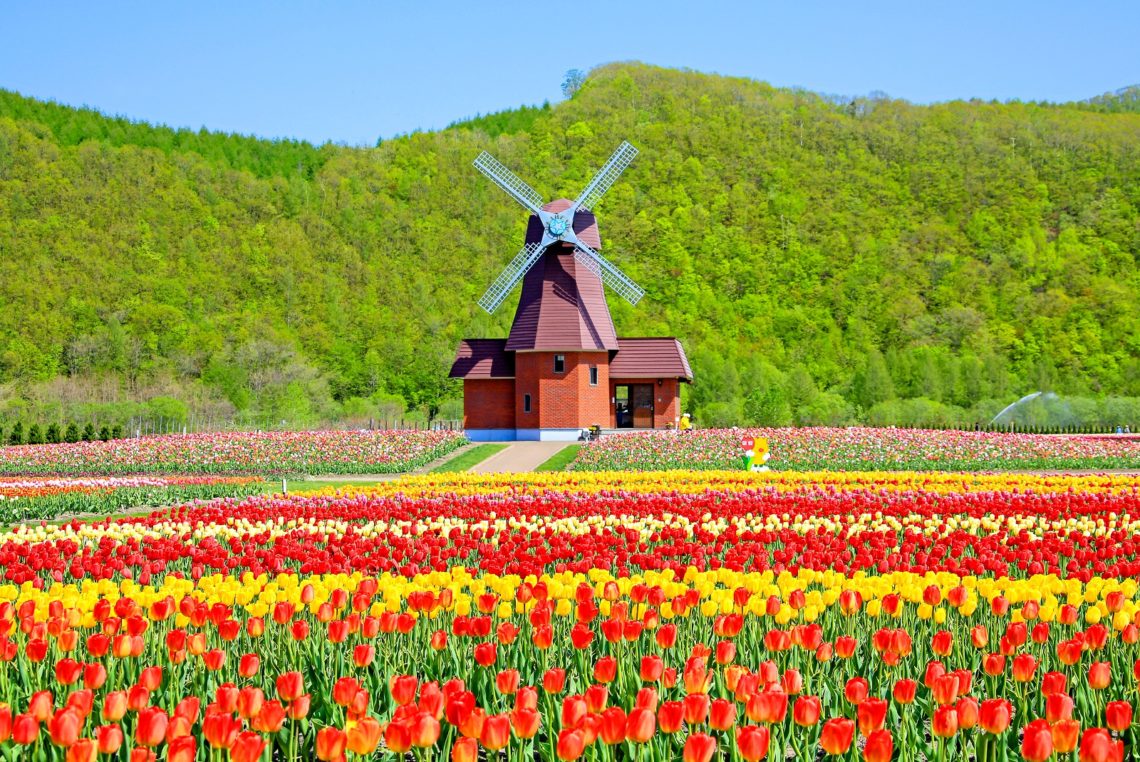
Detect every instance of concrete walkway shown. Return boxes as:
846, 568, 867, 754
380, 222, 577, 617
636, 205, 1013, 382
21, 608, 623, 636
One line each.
469, 442, 570, 473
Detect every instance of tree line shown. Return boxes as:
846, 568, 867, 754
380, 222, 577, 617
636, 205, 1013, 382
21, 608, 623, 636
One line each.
0, 63, 1137, 428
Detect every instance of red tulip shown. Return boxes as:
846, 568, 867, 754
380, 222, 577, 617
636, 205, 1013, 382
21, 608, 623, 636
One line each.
844, 677, 869, 705
96, 724, 123, 754
863, 729, 893, 762
481, 714, 510, 751
737, 724, 770, 761
1088, 662, 1111, 690
857, 698, 887, 736
710, 698, 736, 731
683, 733, 717, 762
1022, 719, 1054, 762
626, 707, 656, 742
820, 718, 855, 755
512, 708, 541, 740
49, 708, 81, 747
658, 701, 684, 734
1106, 700, 1132, 732
1079, 728, 1124, 762
276, 672, 303, 701
979, 698, 1011, 734
892, 678, 916, 704
931, 706, 958, 738
794, 696, 821, 727
135, 707, 168, 747
556, 729, 585, 761
231, 732, 268, 762
543, 668, 566, 694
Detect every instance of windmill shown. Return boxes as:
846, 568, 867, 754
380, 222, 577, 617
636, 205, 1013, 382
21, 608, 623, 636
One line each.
473, 141, 645, 314
450, 139, 692, 442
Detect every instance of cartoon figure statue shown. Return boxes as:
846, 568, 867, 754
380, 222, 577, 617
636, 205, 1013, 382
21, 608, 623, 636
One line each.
741, 437, 771, 472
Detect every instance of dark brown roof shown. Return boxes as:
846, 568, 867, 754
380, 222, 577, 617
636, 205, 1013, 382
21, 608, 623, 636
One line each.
449, 339, 515, 379
525, 199, 601, 249
610, 338, 693, 381
506, 245, 619, 352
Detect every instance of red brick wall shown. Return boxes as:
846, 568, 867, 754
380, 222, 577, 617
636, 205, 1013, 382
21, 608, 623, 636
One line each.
515, 351, 610, 429
609, 377, 682, 429
463, 379, 516, 429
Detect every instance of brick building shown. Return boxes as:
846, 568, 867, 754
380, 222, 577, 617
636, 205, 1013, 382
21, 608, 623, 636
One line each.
451, 201, 692, 441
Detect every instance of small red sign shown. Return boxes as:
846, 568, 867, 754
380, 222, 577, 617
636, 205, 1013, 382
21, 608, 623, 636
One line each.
741, 436, 754, 451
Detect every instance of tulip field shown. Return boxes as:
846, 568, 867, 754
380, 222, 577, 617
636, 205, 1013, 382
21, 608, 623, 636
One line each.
0, 471, 1138, 760
0, 430, 466, 476
569, 428, 1140, 472
0, 476, 265, 524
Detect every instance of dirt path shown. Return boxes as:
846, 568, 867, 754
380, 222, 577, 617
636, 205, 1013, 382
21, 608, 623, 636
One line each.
469, 442, 570, 474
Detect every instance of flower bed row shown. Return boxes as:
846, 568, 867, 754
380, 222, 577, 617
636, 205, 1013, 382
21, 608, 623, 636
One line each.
569, 428, 1140, 472
0, 472, 1136, 759
0, 476, 266, 524
0, 429, 467, 476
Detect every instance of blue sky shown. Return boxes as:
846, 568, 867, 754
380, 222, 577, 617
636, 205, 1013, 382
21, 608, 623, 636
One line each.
3, 1, 1137, 145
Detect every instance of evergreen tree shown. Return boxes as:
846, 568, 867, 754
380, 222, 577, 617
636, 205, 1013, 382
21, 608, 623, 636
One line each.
27, 423, 43, 444
7, 422, 24, 446
64, 422, 80, 443
111, 424, 124, 439
98, 425, 111, 441
82, 422, 96, 441
45, 422, 60, 443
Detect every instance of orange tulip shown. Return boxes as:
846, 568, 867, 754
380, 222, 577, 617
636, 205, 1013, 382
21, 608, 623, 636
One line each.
1088, 662, 1111, 690
346, 717, 382, 754
452, 737, 478, 762
863, 729, 893, 762
316, 727, 347, 761
892, 679, 916, 704
1052, 719, 1080, 755
66, 738, 98, 762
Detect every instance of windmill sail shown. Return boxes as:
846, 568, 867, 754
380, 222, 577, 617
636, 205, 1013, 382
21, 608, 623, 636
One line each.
478, 242, 545, 313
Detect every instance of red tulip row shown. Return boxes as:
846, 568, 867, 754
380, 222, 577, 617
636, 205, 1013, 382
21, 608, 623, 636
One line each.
5, 482, 1140, 585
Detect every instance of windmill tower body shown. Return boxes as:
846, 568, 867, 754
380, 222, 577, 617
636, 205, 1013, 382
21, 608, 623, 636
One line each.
450, 146, 692, 441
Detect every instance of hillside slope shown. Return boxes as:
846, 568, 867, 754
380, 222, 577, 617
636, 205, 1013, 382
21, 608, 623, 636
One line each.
1, 63, 1138, 427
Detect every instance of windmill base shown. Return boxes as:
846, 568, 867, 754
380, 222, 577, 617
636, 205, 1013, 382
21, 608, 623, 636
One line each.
465, 428, 587, 442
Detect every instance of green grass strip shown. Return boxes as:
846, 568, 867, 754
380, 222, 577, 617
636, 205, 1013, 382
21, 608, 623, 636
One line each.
535, 445, 582, 472
429, 444, 508, 473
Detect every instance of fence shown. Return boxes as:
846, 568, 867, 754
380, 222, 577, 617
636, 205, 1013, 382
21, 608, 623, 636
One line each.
124, 416, 464, 438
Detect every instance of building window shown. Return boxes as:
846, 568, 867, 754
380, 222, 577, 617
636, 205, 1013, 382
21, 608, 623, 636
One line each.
554, 355, 565, 373
523, 394, 531, 413
589, 366, 599, 386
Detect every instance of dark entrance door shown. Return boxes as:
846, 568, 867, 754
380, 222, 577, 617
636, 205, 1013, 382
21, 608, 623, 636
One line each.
615, 385, 632, 428
615, 384, 655, 428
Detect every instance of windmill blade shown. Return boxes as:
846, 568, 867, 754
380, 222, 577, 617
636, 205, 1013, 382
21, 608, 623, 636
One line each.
478, 242, 547, 313
572, 141, 639, 212
473, 152, 545, 215
571, 240, 645, 306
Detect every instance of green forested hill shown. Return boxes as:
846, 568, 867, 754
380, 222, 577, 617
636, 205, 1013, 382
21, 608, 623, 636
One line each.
1, 63, 1138, 428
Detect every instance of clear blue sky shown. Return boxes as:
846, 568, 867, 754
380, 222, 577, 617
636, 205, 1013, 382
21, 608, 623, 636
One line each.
3, 1, 1137, 146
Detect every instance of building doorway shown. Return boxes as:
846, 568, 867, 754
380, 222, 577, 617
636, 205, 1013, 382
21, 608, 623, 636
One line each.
614, 384, 655, 428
